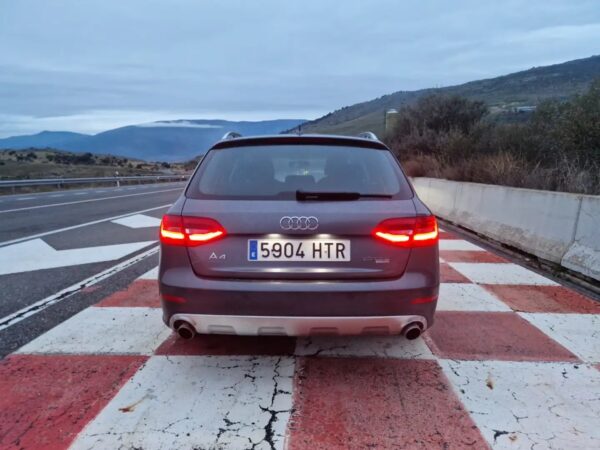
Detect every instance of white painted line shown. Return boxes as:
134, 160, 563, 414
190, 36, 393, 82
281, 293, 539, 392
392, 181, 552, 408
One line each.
0, 204, 170, 247
520, 313, 600, 362
0, 246, 158, 332
0, 239, 155, 275
74, 192, 88, 195
439, 240, 484, 251
112, 214, 161, 229
437, 283, 512, 311
294, 335, 434, 359
17, 307, 170, 355
49, 194, 64, 198
0, 187, 180, 214
441, 360, 600, 449
16, 196, 35, 201
138, 266, 158, 280
70, 356, 294, 449
448, 263, 559, 285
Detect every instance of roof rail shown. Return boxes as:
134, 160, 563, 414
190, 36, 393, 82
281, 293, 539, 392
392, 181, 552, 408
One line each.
222, 131, 242, 140
357, 131, 379, 141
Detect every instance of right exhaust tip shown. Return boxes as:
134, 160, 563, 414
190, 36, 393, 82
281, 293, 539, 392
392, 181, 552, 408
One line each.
176, 321, 196, 340
403, 323, 422, 340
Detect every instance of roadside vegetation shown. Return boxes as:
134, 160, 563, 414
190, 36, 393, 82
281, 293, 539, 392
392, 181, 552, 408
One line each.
386, 79, 600, 194
0, 148, 185, 180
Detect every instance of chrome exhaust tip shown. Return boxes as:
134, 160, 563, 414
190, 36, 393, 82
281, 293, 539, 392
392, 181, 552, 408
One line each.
176, 321, 196, 340
403, 323, 422, 340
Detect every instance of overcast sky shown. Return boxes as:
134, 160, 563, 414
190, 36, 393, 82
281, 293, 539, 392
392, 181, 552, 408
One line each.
1, 0, 599, 137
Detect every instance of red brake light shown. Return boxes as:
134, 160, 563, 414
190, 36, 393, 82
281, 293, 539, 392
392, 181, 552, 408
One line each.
160, 215, 226, 246
373, 215, 438, 247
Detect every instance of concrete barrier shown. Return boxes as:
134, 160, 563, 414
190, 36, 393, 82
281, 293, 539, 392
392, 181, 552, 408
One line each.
412, 177, 600, 282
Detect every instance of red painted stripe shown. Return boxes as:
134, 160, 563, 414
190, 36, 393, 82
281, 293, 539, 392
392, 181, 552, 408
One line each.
424, 311, 579, 362
440, 262, 471, 283
155, 334, 296, 356
482, 285, 600, 313
287, 358, 489, 449
0, 354, 145, 450
440, 250, 508, 263
96, 280, 160, 307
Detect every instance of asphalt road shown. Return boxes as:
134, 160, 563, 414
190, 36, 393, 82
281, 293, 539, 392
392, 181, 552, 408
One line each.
0, 182, 186, 356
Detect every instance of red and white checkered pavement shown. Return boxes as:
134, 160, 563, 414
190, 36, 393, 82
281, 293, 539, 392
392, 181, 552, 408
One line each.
2, 230, 599, 449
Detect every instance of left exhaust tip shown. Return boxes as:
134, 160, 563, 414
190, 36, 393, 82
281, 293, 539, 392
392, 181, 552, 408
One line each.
403, 323, 423, 340
175, 321, 196, 340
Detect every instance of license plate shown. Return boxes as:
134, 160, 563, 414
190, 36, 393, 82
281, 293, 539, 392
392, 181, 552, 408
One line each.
248, 239, 350, 261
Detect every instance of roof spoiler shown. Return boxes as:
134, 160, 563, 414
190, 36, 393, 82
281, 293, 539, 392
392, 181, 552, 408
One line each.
221, 131, 242, 140
357, 131, 379, 141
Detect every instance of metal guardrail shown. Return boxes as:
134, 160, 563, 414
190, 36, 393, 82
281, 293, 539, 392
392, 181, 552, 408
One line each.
0, 175, 189, 191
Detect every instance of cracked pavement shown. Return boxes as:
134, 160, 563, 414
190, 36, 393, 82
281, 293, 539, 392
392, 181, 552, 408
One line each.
1, 229, 599, 449
69, 356, 295, 450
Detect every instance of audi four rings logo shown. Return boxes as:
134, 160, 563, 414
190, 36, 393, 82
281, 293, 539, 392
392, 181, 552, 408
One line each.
280, 216, 319, 230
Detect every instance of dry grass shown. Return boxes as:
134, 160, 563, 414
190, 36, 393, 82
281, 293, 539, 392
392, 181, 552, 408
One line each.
401, 152, 600, 195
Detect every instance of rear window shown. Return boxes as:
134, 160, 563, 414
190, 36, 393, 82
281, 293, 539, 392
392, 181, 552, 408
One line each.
187, 144, 413, 200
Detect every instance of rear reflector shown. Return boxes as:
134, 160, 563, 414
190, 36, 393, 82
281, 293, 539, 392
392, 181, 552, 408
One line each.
411, 295, 438, 305
160, 215, 226, 246
161, 293, 186, 303
373, 215, 438, 247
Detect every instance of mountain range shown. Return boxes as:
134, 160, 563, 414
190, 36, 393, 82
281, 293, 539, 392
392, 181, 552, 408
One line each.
3, 55, 599, 160
0, 119, 306, 162
291, 55, 600, 136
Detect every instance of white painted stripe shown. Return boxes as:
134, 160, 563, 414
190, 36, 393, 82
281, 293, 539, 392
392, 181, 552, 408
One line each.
294, 335, 434, 359
16, 196, 35, 201
17, 307, 170, 355
112, 214, 161, 229
49, 194, 64, 197
439, 239, 484, 251
0, 187, 180, 214
74, 192, 87, 195
138, 266, 158, 280
441, 360, 600, 449
0, 239, 155, 275
0, 204, 170, 247
448, 262, 559, 285
70, 356, 294, 449
0, 246, 158, 331
520, 313, 600, 363
437, 283, 512, 311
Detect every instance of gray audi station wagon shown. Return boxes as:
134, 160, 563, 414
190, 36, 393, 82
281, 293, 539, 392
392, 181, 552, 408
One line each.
159, 132, 439, 340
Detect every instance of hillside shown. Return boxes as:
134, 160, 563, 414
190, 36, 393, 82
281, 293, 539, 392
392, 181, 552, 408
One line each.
0, 148, 186, 180
0, 119, 306, 162
293, 55, 600, 136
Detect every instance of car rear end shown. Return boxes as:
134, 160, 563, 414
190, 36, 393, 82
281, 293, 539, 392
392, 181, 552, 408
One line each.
159, 134, 439, 339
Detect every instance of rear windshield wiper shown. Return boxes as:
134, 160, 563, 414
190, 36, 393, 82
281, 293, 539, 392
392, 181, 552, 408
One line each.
296, 190, 393, 201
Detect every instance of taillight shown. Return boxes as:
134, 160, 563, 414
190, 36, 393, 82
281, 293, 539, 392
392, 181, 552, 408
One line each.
160, 215, 226, 246
373, 215, 438, 247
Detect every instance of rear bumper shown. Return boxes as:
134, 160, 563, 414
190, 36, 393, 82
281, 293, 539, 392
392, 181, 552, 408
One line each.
159, 265, 438, 335
169, 313, 428, 336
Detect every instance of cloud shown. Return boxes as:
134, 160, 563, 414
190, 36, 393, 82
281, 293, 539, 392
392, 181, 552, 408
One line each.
0, 0, 599, 136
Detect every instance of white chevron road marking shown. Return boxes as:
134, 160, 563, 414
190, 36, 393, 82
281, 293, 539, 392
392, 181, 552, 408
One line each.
0, 238, 156, 276
111, 214, 161, 229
